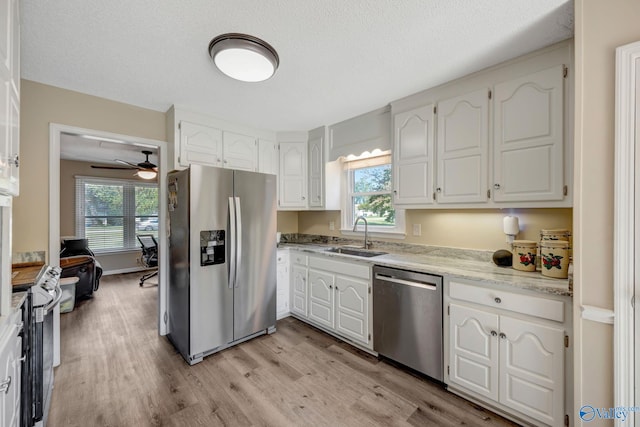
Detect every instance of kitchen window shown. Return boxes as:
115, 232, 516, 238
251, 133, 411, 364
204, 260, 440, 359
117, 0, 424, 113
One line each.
342, 153, 405, 236
75, 177, 158, 253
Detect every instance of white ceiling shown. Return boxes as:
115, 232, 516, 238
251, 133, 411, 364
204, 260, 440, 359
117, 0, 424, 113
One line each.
21, 0, 573, 133
60, 133, 158, 166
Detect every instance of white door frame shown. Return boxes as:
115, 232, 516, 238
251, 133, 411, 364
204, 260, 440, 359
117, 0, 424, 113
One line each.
48, 123, 169, 336
614, 40, 640, 425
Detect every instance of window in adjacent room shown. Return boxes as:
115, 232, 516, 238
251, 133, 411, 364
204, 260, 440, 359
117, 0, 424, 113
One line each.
75, 177, 158, 252
342, 152, 405, 236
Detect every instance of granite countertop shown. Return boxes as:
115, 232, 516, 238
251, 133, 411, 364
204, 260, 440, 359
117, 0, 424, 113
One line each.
280, 242, 572, 297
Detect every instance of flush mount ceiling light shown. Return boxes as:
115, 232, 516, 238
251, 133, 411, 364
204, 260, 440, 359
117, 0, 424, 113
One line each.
208, 33, 279, 82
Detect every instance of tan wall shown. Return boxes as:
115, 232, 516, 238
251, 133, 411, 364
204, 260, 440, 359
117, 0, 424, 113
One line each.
298, 209, 572, 251
59, 159, 157, 273
276, 211, 299, 234
15, 80, 166, 258
573, 0, 640, 421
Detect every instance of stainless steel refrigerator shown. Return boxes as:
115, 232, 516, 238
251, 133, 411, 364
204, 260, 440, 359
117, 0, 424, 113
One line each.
166, 164, 277, 365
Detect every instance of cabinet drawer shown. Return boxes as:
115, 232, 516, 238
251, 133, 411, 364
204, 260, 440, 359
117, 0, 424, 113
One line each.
309, 256, 370, 280
449, 280, 564, 322
291, 252, 308, 266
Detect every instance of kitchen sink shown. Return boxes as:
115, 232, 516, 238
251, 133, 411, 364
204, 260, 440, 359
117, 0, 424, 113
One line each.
325, 247, 388, 258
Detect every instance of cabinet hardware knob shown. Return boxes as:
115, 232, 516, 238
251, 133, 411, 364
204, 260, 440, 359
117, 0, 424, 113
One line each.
329, 285, 332, 289
491, 330, 497, 337
393, 190, 397, 194
12, 155, 18, 168
217, 159, 221, 162
224, 160, 228, 163
0, 376, 11, 394
499, 333, 507, 339
436, 187, 442, 193
494, 297, 501, 304
302, 196, 306, 200
494, 183, 501, 190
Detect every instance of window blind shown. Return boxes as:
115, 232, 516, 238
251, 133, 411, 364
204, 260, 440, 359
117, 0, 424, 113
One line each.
75, 176, 158, 252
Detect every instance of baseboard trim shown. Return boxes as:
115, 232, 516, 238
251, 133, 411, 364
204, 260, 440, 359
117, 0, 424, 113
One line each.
102, 267, 151, 276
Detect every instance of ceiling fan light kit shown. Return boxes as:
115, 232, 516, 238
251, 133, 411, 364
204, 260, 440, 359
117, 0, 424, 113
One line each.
208, 33, 279, 82
136, 170, 157, 180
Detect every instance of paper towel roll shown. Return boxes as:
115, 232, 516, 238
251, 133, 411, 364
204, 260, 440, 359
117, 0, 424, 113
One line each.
503, 216, 519, 235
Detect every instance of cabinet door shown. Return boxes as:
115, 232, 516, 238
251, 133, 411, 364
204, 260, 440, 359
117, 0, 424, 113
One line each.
393, 104, 435, 205
258, 139, 278, 175
8, 0, 18, 99
290, 264, 308, 318
499, 316, 564, 426
308, 269, 335, 329
334, 276, 369, 345
493, 65, 564, 202
308, 134, 324, 208
223, 131, 257, 171
448, 304, 499, 401
436, 89, 489, 204
276, 251, 289, 319
278, 141, 307, 209
0, 326, 19, 427
179, 121, 223, 167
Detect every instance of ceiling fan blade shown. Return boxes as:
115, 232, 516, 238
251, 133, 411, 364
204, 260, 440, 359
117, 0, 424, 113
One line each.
91, 165, 138, 170
115, 159, 140, 168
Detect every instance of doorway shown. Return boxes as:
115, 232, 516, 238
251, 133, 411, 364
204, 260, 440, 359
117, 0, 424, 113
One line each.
48, 123, 168, 336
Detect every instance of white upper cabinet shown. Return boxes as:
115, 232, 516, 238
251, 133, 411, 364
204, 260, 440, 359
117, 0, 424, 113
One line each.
393, 104, 435, 205
0, 0, 19, 196
179, 121, 223, 167
169, 107, 277, 173
389, 41, 571, 209
278, 140, 308, 209
492, 65, 565, 202
436, 89, 489, 204
222, 131, 257, 171
308, 127, 325, 208
258, 139, 278, 175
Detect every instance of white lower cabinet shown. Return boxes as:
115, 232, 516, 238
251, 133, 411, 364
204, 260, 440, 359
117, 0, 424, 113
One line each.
446, 278, 570, 427
0, 311, 21, 427
290, 251, 308, 318
290, 251, 372, 350
276, 249, 290, 319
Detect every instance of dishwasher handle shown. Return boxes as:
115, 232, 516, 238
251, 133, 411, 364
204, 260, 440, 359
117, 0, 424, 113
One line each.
375, 273, 438, 290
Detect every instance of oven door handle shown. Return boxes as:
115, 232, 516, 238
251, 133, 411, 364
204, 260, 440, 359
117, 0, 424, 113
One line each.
44, 286, 63, 314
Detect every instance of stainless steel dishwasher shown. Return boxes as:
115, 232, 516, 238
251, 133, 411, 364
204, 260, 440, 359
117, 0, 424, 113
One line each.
373, 265, 443, 382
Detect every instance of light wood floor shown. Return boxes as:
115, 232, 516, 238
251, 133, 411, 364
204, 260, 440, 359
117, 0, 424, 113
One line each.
49, 273, 518, 427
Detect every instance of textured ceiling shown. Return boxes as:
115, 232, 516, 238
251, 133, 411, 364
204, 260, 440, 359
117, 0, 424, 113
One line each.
21, 0, 573, 132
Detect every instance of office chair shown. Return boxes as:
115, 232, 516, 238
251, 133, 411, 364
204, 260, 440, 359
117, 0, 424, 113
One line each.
137, 235, 158, 287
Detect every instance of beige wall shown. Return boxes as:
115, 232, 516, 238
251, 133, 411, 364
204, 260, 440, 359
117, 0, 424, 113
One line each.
59, 159, 158, 273
573, 0, 640, 422
15, 80, 166, 258
298, 209, 572, 251
276, 211, 299, 234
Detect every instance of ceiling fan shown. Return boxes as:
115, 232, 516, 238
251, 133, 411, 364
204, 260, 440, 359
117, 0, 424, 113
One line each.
91, 150, 158, 179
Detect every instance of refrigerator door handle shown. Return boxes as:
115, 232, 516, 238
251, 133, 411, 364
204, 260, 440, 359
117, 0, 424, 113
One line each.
228, 196, 237, 289
234, 196, 242, 288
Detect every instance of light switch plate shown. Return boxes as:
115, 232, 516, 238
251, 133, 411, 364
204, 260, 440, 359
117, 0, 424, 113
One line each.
413, 224, 421, 236
329, 221, 335, 231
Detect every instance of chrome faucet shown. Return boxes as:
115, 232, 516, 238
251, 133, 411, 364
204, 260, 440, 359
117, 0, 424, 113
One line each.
353, 216, 370, 249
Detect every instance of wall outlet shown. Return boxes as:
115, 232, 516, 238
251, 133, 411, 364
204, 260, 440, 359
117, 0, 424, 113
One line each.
329, 221, 335, 231
413, 224, 422, 236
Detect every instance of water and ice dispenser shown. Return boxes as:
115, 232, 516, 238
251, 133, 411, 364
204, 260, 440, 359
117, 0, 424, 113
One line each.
200, 230, 225, 266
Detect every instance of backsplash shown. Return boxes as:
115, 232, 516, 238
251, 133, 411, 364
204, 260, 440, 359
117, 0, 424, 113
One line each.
12, 250, 46, 265
281, 233, 494, 263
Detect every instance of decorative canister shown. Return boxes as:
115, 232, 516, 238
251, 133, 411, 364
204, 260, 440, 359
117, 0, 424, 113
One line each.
540, 240, 570, 279
540, 228, 571, 243
512, 240, 538, 272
